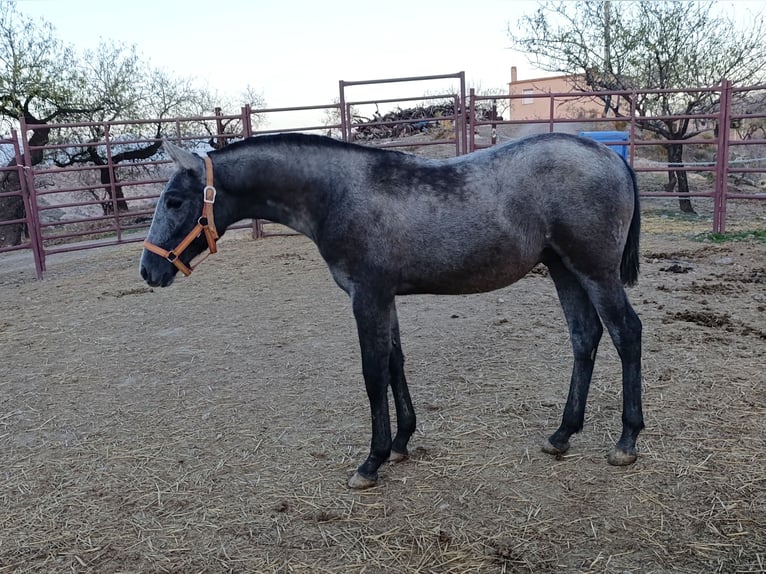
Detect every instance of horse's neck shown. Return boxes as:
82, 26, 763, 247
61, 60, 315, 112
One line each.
220, 143, 340, 240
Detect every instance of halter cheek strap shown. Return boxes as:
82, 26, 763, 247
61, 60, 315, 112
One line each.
143, 156, 219, 277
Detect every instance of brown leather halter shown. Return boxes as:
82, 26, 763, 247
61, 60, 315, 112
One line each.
143, 156, 219, 277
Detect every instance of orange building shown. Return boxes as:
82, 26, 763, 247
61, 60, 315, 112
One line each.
508, 66, 607, 120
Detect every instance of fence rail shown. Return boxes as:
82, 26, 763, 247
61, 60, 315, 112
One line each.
1, 74, 764, 279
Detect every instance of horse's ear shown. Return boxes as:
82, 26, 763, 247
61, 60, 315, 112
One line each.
163, 140, 203, 172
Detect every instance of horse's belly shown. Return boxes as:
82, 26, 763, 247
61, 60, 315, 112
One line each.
381, 214, 546, 296
397, 257, 535, 295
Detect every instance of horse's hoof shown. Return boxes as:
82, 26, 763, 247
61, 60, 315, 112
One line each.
348, 471, 378, 489
541, 438, 570, 456
607, 448, 638, 466
388, 450, 408, 463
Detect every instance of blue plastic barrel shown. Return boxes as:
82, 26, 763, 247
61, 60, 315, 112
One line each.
578, 131, 629, 160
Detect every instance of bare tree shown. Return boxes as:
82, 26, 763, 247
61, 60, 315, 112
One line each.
0, 0, 99, 245
50, 43, 213, 215
509, 0, 766, 212
0, 0, 266, 242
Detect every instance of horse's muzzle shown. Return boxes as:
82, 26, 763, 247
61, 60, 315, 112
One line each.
139, 255, 177, 288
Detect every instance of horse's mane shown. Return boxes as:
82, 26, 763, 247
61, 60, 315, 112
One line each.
226, 132, 402, 156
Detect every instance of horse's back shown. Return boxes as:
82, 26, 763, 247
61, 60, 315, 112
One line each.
489, 133, 634, 207
409, 132, 636, 250
325, 133, 637, 295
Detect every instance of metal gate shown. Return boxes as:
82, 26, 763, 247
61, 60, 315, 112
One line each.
0, 130, 44, 278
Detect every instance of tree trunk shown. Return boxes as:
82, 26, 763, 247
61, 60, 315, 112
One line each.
0, 166, 25, 247
94, 129, 161, 215
665, 141, 695, 213
98, 165, 129, 215
0, 121, 51, 246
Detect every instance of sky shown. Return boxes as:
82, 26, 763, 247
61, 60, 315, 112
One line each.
16, 0, 545, 129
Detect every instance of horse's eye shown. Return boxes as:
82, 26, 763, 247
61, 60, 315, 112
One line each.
165, 196, 183, 210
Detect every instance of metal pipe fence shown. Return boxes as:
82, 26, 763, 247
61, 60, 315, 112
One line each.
469, 80, 766, 235
2, 74, 764, 279
0, 131, 44, 277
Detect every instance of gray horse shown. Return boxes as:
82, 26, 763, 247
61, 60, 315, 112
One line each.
140, 133, 643, 489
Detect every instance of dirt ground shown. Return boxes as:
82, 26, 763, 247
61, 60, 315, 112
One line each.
1, 199, 765, 573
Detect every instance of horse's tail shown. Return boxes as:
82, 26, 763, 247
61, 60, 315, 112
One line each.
620, 160, 640, 287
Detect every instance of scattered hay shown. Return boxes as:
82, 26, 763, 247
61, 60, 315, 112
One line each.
2, 213, 766, 572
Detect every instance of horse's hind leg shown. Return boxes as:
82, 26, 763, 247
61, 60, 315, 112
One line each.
586, 281, 644, 465
389, 301, 416, 462
543, 256, 604, 456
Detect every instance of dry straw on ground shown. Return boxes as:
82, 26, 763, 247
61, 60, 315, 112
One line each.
1, 193, 765, 572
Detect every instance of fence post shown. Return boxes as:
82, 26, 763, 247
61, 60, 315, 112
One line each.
713, 79, 732, 234
548, 94, 555, 133
251, 218, 265, 240
242, 104, 253, 138
338, 80, 349, 142
629, 91, 637, 167
16, 119, 46, 277
452, 95, 460, 157
240, 104, 263, 238
467, 89, 475, 153
458, 71, 467, 154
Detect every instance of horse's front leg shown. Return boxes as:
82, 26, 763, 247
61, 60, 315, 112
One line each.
348, 291, 395, 489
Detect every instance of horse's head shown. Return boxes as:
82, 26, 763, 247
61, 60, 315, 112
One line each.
139, 142, 219, 287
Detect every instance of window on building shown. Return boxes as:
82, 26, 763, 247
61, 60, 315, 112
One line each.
522, 89, 535, 104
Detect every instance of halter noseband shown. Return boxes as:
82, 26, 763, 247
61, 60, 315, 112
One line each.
143, 156, 219, 277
